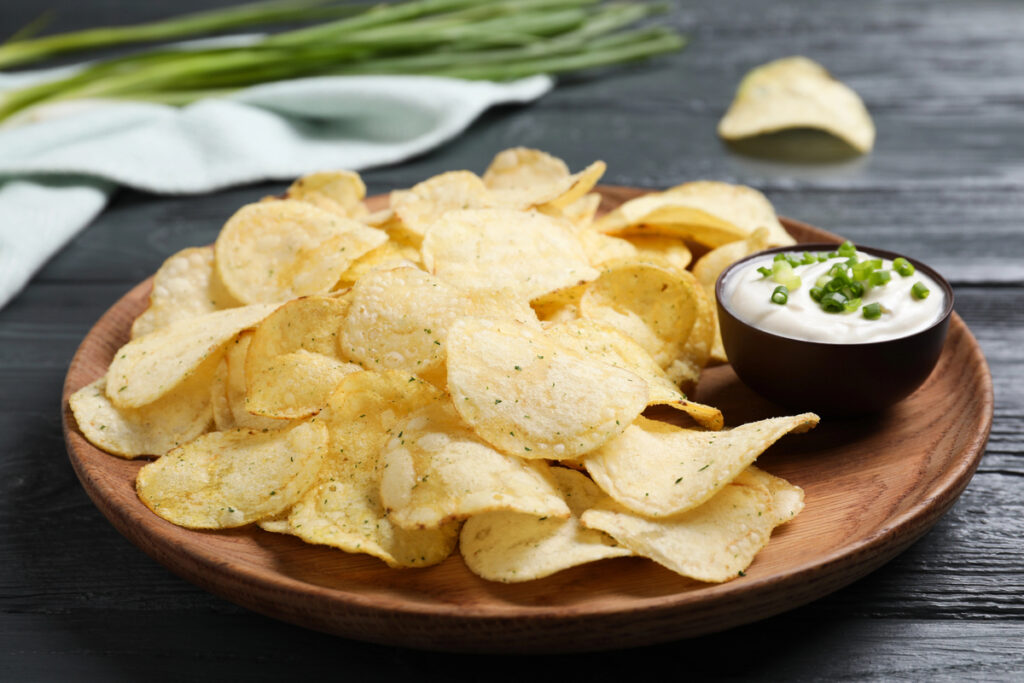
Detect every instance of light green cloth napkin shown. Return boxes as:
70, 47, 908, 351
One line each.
0, 73, 552, 308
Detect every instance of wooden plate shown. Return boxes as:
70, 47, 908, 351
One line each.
62, 186, 993, 653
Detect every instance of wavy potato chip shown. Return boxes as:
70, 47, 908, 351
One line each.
583, 413, 819, 518
379, 401, 571, 529
421, 208, 599, 300
70, 371, 213, 459
461, 467, 631, 582
107, 303, 278, 409
718, 56, 876, 154
446, 318, 647, 460
136, 420, 327, 529
131, 246, 234, 339
278, 370, 459, 567
215, 200, 386, 303
286, 170, 368, 219
580, 467, 787, 583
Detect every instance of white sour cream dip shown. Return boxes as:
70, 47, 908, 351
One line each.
723, 251, 945, 344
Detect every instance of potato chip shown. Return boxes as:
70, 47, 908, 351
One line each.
579, 260, 700, 370
582, 413, 819, 518
482, 147, 570, 190
575, 229, 638, 267
580, 468, 782, 583
665, 277, 716, 392
107, 303, 278, 409
624, 235, 692, 273
446, 317, 647, 460
136, 419, 327, 529
131, 247, 234, 339
226, 331, 287, 431
286, 170, 368, 219
745, 465, 805, 525
718, 56, 876, 154
70, 370, 213, 459
692, 227, 772, 363
545, 319, 723, 430
277, 370, 459, 567
379, 401, 571, 529
530, 283, 586, 325
210, 356, 234, 431
595, 181, 794, 248
335, 238, 421, 289
214, 200, 386, 304
483, 147, 605, 211
460, 466, 631, 582
421, 208, 599, 300
390, 171, 493, 238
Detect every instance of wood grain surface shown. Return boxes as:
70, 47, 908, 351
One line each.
3, 0, 1023, 679
60, 192, 992, 653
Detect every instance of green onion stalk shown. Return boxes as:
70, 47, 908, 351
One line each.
0, 0, 685, 124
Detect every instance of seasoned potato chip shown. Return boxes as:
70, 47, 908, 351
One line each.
335, 238, 422, 288
560, 192, 602, 229
580, 468, 783, 583
665, 277, 716, 392
107, 304, 278, 409
131, 247, 235, 339
575, 229, 638, 267
136, 419, 327, 529
530, 283, 586, 325
461, 466, 631, 582
583, 413, 819, 518
278, 370, 458, 567
624, 235, 692, 273
226, 331, 287, 430
595, 181, 794, 248
286, 170, 367, 218
745, 465, 805, 525
490, 158, 606, 212
390, 171, 493, 238
446, 318, 647, 459
422, 208, 598, 300
210, 356, 234, 431
71, 371, 213, 459
579, 260, 700, 370
379, 401, 571, 529
718, 56, 876, 153
482, 147, 570, 191
215, 200, 386, 303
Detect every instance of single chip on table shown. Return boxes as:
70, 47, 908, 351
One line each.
214, 200, 386, 304
379, 401, 571, 530
390, 171, 494, 239
460, 466, 632, 583
580, 465, 794, 583
421, 208, 599, 301
107, 303, 278, 409
271, 370, 459, 568
136, 419, 327, 529
717, 56, 876, 154
582, 413, 819, 518
446, 317, 648, 460
286, 170, 368, 219
545, 319, 723, 430
595, 181, 794, 248
579, 260, 700, 371
131, 246, 236, 339
71, 369, 214, 459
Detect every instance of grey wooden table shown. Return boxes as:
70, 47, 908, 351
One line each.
1, 1, 1021, 680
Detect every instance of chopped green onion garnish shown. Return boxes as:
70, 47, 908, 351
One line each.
815, 274, 832, 288
893, 257, 916, 277
817, 253, 830, 262
757, 266, 773, 277
844, 297, 862, 313
801, 252, 817, 265
820, 291, 848, 313
809, 286, 824, 302
862, 303, 883, 319
911, 282, 930, 299
869, 270, 892, 287
773, 253, 788, 262
847, 280, 865, 298
837, 241, 856, 257
852, 259, 881, 281
826, 251, 839, 259
771, 285, 789, 305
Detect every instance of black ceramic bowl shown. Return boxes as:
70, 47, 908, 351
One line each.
715, 243, 955, 416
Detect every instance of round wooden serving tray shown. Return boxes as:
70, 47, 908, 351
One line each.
62, 186, 993, 653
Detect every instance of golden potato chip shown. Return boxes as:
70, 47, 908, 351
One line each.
595, 181, 794, 248
446, 317, 647, 460
210, 356, 234, 431
131, 247, 235, 339
575, 229, 638, 267
334, 238, 421, 289
422, 208, 598, 300
692, 227, 773, 363
580, 468, 782, 583
286, 170, 367, 218
107, 303, 278, 409
279, 370, 459, 567
745, 465, 805, 525
390, 171, 493, 238
482, 147, 570, 190
665, 276, 716, 392
579, 260, 700, 370
482, 146, 605, 211
718, 56, 876, 153
545, 319, 723, 430
560, 192, 602, 229
71, 370, 213, 459
624, 235, 693, 273
460, 466, 631, 582
582, 413, 819, 518
214, 200, 386, 304
530, 283, 586, 325
226, 331, 287, 430
379, 401, 571, 529
136, 419, 327, 529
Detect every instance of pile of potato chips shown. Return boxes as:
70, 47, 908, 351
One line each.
71, 148, 818, 583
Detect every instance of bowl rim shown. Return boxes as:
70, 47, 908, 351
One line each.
715, 241, 956, 347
